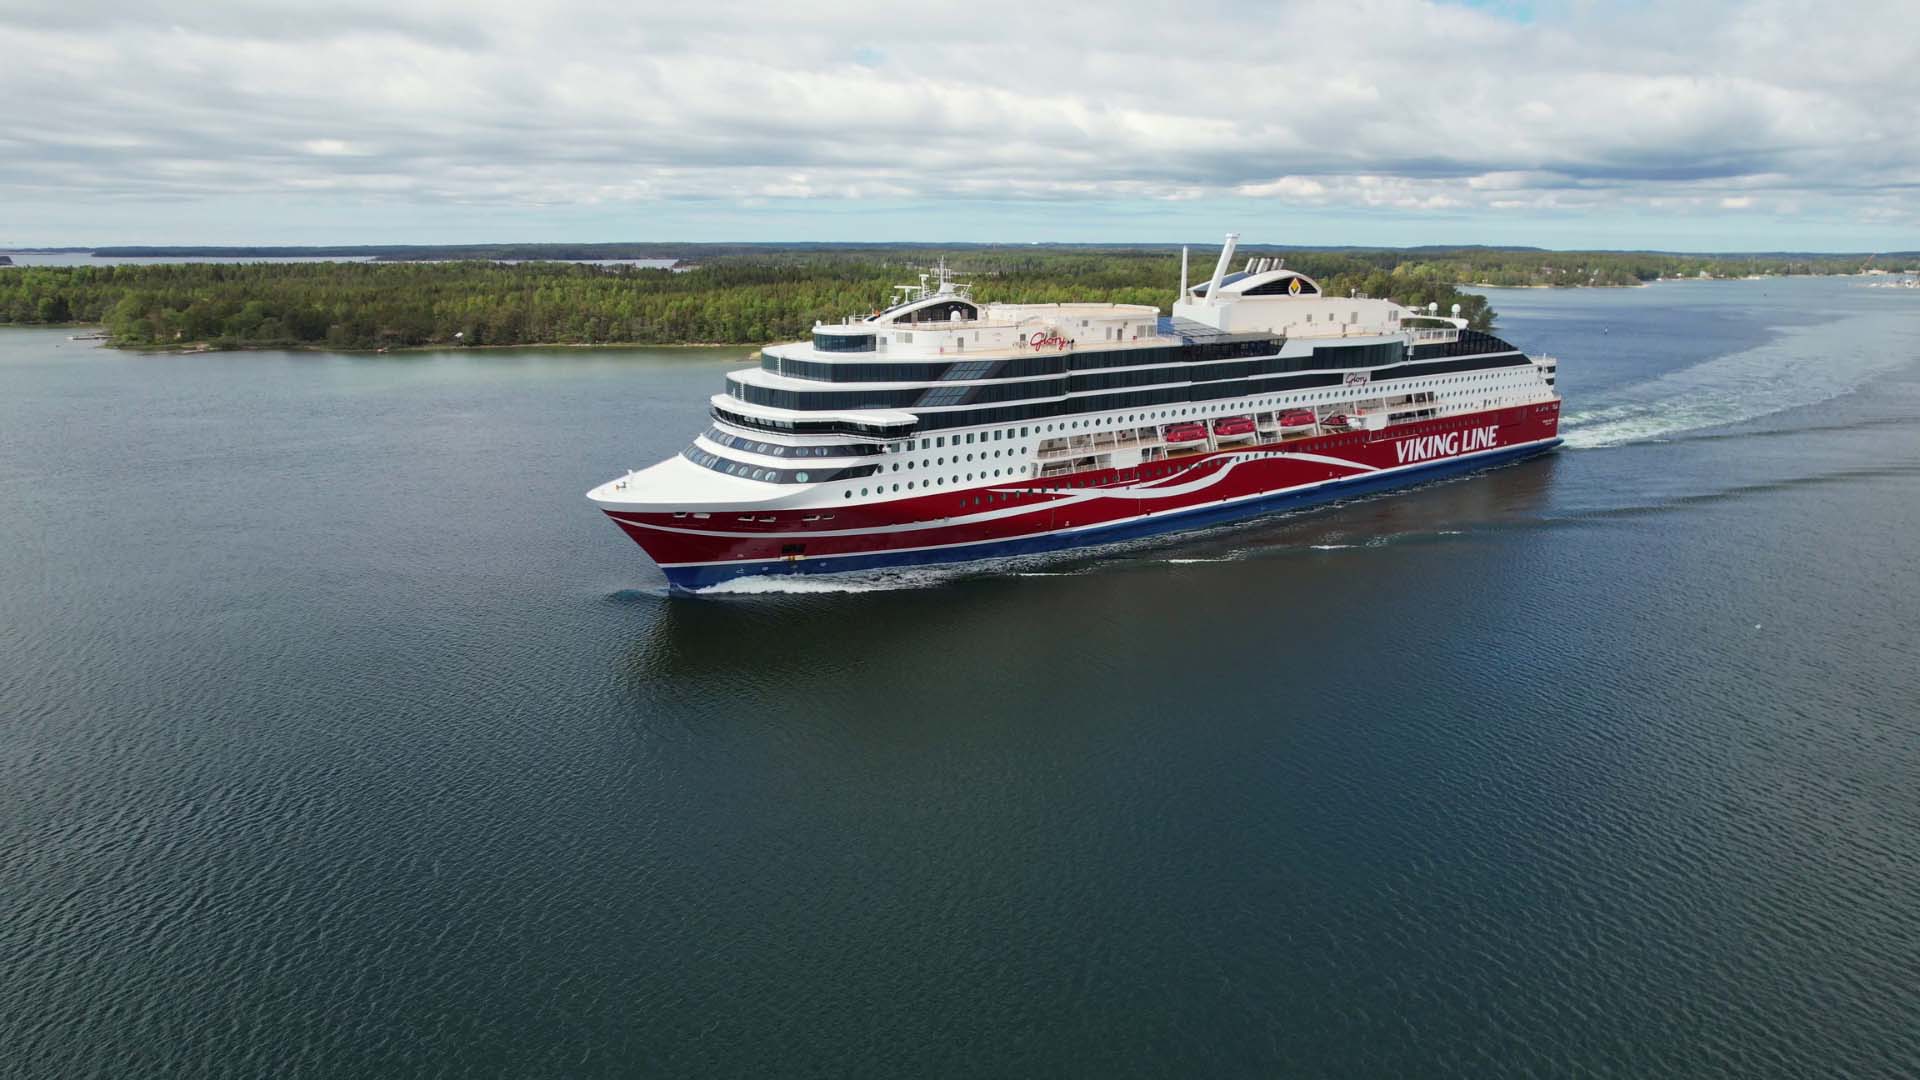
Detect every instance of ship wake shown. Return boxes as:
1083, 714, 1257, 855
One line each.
1560, 316, 1918, 449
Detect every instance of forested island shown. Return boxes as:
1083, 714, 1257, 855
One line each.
1, 244, 1911, 351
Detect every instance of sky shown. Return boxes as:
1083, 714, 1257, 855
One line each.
2, 0, 1917, 252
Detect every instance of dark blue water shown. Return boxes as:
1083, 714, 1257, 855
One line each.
5, 279, 1919, 1077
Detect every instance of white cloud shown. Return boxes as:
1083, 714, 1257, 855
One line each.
0, 0, 1916, 245
1236, 177, 1329, 200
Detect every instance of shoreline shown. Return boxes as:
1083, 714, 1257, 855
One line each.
12, 328, 762, 355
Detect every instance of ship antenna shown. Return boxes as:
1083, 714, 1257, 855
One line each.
1179, 245, 1189, 300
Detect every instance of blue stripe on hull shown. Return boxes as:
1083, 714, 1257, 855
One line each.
662, 439, 1561, 590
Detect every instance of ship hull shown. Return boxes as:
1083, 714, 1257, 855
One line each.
604, 403, 1561, 590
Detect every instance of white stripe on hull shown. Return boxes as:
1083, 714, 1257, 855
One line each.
646, 435, 1561, 568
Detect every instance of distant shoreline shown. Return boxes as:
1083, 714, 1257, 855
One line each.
5, 252, 1892, 351
25, 328, 758, 355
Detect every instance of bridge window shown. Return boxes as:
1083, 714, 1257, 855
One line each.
813, 331, 877, 353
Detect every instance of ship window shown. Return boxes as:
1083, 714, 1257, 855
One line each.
796, 472, 810, 482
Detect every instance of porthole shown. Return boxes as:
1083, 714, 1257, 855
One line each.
796, 472, 810, 482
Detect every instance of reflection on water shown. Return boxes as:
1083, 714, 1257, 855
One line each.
619, 455, 1564, 683
5, 279, 1920, 1077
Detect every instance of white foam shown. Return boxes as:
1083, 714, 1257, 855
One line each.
1310, 544, 1354, 550
692, 566, 958, 595
1561, 310, 1916, 449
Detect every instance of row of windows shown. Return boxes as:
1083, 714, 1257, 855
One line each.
1312, 342, 1404, 369
766, 353, 1067, 382
784, 335, 1454, 395
760, 348, 1331, 398
1409, 329, 1518, 361
766, 336, 1288, 385
1065, 338, 1282, 372
837, 428, 1385, 503
737, 343, 1438, 414
727, 375, 1072, 412
680, 445, 881, 485
701, 426, 881, 458
708, 404, 909, 438
811, 331, 877, 353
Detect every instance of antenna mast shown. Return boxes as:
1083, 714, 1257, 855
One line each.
1205, 233, 1239, 306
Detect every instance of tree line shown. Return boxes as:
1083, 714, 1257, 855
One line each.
0, 244, 1904, 350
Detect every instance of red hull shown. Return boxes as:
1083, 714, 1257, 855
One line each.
605, 402, 1560, 575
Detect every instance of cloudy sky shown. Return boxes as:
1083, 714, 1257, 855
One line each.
3, 0, 1916, 250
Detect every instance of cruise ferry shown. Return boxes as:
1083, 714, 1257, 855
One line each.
590, 235, 1562, 588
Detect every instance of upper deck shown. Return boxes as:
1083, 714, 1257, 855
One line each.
779, 248, 1461, 369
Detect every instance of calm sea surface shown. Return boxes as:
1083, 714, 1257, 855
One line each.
4, 279, 1918, 1077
